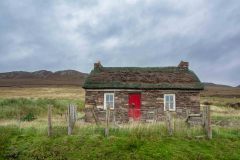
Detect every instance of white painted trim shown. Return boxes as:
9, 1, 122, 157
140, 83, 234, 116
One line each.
164, 94, 176, 111
104, 93, 115, 110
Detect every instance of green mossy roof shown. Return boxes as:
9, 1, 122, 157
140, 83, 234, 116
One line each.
83, 66, 204, 90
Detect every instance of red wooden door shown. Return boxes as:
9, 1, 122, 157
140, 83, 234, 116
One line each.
128, 93, 141, 120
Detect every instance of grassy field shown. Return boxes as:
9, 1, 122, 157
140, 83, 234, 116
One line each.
0, 87, 239, 160
0, 87, 85, 120
1, 123, 240, 160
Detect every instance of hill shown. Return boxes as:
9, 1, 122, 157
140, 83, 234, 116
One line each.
203, 82, 233, 88
202, 82, 240, 98
0, 70, 88, 87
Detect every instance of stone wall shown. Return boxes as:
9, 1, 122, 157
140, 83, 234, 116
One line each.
84, 89, 200, 123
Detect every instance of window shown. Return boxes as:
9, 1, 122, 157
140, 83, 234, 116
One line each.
104, 93, 114, 109
164, 94, 176, 111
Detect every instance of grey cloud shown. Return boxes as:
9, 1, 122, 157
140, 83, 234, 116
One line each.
0, 0, 240, 86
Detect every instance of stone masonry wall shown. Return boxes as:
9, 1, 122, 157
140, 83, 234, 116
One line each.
84, 90, 200, 123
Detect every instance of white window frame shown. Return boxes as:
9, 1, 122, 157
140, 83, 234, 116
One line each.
104, 93, 115, 110
164, 94, 176, 111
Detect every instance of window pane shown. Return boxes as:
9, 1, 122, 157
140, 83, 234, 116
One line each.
170, 96, 173, 102
105, 94, 114, 109
165, 95, 175, 110
109, 95, 113, 101
170, 103, 174, 109
166, 96, 169, 102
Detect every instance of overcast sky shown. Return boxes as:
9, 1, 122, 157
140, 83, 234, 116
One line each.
0, 0, 240, 86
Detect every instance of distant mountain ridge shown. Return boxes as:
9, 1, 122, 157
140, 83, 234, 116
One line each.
203, 82, 233, 88
0, 70, 87, 79
202, 82, 240, 98
0, 70, 88, 87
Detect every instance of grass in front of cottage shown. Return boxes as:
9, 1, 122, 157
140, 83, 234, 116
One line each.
0, 122, 240, 160
0, 87, 239, 160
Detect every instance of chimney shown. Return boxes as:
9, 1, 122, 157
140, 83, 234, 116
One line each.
94, 61, 103, 71
178, 61, 189, 70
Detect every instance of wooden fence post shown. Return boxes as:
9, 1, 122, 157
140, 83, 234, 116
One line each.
105, 106, 110, 137
68, 104, 77, 135
48, 105, 52, 137
68, 105, 71, 135
166, 111, 173, 136
206, 106, 212, 139
202, 106, 212, 139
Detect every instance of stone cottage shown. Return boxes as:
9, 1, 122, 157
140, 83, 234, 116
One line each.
83, 61, 204, 123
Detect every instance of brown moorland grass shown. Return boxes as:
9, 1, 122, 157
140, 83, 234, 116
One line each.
201, 86, 240, 98
201, 96, 240, 107
0, 86, 85, 100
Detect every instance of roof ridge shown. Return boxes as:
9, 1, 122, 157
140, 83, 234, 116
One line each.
101, 66, 181, 72
103, 66, 178, 70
